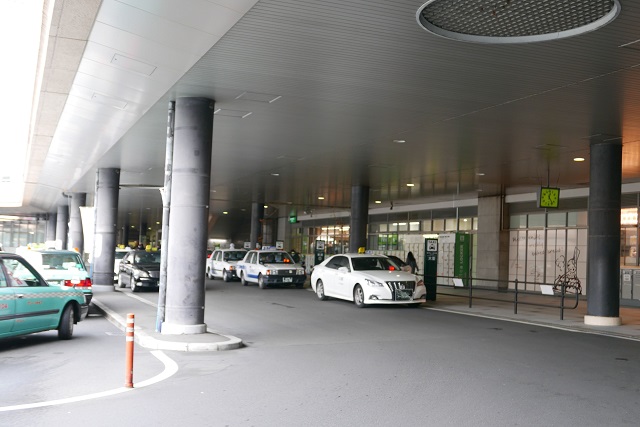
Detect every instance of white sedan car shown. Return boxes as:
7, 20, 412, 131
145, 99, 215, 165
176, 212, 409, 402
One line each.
237, 250, 306, 289
310, 254, 426, 307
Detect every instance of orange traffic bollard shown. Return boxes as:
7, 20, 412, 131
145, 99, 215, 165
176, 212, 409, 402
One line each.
125, 313, 135, 388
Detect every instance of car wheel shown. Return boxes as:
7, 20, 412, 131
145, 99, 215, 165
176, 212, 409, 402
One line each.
258, 274, 266, 289
131, 277, 138, 293
117, 274, 125, 289
58, 304, 75, 340
241, 272, 248, 286
354, 285, 366, 308
316, 279, 328, 301
206, 268, 212, 280
223, 269, 230, 282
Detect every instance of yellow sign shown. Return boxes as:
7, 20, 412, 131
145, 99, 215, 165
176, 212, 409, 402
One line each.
538, 187, 560, 208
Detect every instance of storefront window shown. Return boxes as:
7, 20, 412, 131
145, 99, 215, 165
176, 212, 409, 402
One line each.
433, 219, 445, 231
621, 227, 638, 266
445, 218, 457, 231
547, 212, 567, 227
409, 221, 420, 231
459, 218, 472, 231
528, 214, 545, 228
568, 211, 588, 227
422, 220, 432, 231
510, 214, 526, 229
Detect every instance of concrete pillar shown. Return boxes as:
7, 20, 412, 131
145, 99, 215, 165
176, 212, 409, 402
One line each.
262, 218, 274, 247
163, 97, 213, 335
585, 141, 622, 326
349, 185, 369, 252
250, 202, 264, 249
69, 193, 86, 254
46, 212, 57, 242
476, 195, 510, 289
277, 215, 287, 243
92, 168, 120, 292
55, 205, 68, 250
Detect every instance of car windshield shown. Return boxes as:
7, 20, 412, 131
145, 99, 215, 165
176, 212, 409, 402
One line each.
42, 253, 86, 271
351, 257, 398, 271
134, 251, 161, 264
114, 251, 127, 260
386, 256, 406, 269
224, 251, 246, 261
259, 252, 294, 264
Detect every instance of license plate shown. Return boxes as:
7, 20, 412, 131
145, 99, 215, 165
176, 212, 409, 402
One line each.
282, 277, 293, 283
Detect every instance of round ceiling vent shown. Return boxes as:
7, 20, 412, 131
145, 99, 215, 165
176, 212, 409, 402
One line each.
416, 0, 621, 44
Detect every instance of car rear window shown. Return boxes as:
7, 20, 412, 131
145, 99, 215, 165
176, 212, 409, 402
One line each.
42, 253, 86, 271
223, 251, 246, 261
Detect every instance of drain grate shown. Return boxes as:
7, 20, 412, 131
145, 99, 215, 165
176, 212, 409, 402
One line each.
417, 0, 620, 44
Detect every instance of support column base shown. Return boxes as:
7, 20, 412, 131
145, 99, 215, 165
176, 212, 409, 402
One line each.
92, 284, 115, 293
584, 315, 621, 326
161, 322, 207, 335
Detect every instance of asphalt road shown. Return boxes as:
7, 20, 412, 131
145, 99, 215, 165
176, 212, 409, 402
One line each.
2, 279, 640, 426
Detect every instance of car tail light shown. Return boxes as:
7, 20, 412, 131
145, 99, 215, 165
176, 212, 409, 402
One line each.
64, 278, 92, 289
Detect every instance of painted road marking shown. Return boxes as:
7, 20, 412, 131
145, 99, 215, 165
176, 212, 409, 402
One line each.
0, 350, 178, 412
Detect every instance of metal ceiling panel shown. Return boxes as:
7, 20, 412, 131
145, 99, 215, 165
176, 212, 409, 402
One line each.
8, 0, 640, 234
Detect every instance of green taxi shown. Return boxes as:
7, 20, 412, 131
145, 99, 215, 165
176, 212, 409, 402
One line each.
0, 252, 89, 340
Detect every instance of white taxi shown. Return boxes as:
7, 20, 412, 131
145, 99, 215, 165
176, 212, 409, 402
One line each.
310, 254, 426, 307
206, 249, 247, 281
237, 250, 306, 289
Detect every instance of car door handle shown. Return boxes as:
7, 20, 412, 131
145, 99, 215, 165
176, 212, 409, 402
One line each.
16, 294, 25, 298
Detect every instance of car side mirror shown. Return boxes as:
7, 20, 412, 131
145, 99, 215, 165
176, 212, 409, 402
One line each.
338, 266, 349, 273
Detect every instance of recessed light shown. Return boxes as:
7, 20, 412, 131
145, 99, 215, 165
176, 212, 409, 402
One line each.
476, 172, 485, 176
264, 205, 268, 208
156, 221, 160, 225
318, 196, 325, 200
406, 183, 415, 187
223, 211, 228, 215
271, 173, 280, 176
573, 157, 585, 162
393, 139, 406, 144
375, 200, 382, 204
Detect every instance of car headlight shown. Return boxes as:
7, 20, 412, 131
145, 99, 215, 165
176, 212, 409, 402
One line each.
135, 270, 150, 279
296, 268, 305, 275
365, 278, 383, 287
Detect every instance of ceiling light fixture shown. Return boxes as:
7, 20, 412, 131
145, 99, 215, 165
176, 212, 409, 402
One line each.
223, 211, 228, 215
417, 0, 621, 44
318, 196, 325, 200
375, 200, 382, 204
271, 173, 280, 176
406, 183, 415, 187
393, 139, 406, 144
573, 157, 586, 162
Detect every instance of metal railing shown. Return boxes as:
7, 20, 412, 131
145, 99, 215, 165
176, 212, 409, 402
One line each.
427, 275, 581, 320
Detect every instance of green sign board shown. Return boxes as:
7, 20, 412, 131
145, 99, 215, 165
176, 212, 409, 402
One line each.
424, 239, 438, 301
454, 233, 470, 286
289, 214, 297, 224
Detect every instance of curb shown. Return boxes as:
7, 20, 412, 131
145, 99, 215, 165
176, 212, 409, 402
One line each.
426, 306, 640, 342
92, 298, 244, 352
